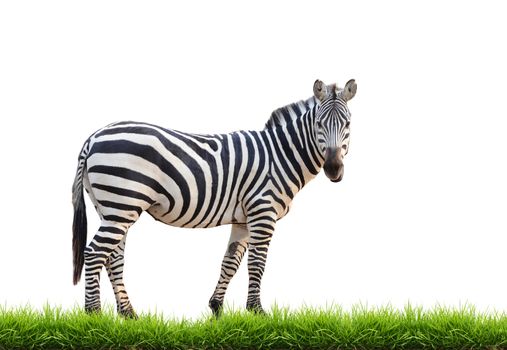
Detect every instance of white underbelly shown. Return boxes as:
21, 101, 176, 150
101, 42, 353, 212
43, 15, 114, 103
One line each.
146, 198, 247, 228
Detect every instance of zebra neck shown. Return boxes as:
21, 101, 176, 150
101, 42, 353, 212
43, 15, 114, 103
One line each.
265, 110, 325, 196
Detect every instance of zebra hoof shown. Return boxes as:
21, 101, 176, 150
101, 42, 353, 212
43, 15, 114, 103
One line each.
119, 307, 138, 320
209, 299, 223, 317
246, 303, 266, 315
84, 305, 101, 315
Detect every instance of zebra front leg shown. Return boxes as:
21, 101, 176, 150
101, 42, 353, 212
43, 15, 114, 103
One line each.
209, 224, 249, 316
246, 212, 276, 314
84, 221, 130, 314
105, 234, 136, 319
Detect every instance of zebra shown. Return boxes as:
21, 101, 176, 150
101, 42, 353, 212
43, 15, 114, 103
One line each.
72, 79, 357, 317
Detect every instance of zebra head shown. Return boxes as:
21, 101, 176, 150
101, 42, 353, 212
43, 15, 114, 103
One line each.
313, 79, 357, 182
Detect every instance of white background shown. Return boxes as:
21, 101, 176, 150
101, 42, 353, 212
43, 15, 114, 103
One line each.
1, 1, 506, 319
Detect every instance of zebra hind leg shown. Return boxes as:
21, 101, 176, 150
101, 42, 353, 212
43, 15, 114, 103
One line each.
105, 234, 137, 319
209, 224, 249, 317
84, 220, 133, 314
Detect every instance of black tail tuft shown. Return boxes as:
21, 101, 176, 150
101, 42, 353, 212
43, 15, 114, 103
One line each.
72, 184, 87, 285
72, 152, 88, 285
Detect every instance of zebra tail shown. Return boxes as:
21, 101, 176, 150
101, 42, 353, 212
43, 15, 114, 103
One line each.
72, 143, 89, 285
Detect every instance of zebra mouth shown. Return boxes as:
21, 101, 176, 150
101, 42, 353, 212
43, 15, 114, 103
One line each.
329, 172, 343, 182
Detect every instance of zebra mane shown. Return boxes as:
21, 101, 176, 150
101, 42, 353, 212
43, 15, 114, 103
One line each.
264, 96, 317, 129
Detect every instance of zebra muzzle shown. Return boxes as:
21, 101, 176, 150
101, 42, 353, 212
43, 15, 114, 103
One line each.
323, 148, 344, 183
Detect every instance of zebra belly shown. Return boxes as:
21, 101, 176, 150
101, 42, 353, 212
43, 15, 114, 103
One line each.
146, 196, 247, 228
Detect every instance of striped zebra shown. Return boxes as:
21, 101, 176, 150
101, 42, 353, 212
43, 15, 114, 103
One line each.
72, 79, 357, 317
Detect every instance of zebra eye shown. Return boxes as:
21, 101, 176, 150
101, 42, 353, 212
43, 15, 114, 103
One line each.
345, 121, 350, 128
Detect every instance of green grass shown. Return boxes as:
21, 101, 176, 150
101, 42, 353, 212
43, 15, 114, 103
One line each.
1, 305, 507, 349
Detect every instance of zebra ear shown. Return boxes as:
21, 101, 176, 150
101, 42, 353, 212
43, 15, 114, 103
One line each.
313, 79, 328, 102
343, 79, 357, 101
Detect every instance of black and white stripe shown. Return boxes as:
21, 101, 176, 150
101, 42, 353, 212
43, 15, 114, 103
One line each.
72, 79, 357, 317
